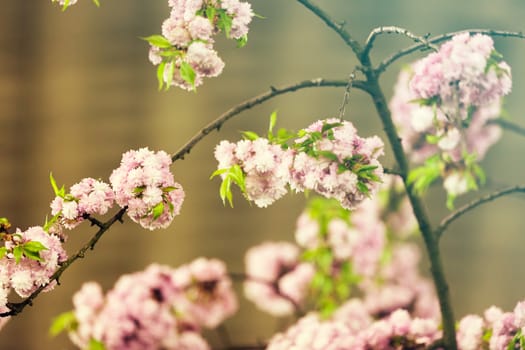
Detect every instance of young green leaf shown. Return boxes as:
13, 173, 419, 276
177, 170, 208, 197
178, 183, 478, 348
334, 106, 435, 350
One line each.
151, 202, 165, 220
156, 61, 166, 91
0, 247, 7, 260
49, 311, 77, 337
206, 6, 216, 22
179, 61, 196, 89
236, 35, 248, 48
140, 35, 172, 49
165, 61, 175, 90
92, 0, 100, 7
242, 131, 259, 141
88, 339, 107, 350
13, 246, 23, 264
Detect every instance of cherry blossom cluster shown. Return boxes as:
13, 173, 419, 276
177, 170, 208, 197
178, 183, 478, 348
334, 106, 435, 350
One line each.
50, 177, 115, 230
213, 118, 384, 210
0, 224, 67, 325
109, 148, 185, 230
214, 138, 293, 207
147, 0, 254, 90
60, 258, 237, 350
48, 148, 185, 232
243, 177, 439, 320
390, 33, 512, 205
455, 300, 525, 350
244, 241, 314, 316
267, 308, 440, 350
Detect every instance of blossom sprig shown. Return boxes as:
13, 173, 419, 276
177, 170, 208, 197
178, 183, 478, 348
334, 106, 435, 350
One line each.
145, 0, 255, 91
390, 32, 511, 208
51, 258, 237, 350
212, 114, 384, 210
51, 0, 100, 11
109, 148, 185, 230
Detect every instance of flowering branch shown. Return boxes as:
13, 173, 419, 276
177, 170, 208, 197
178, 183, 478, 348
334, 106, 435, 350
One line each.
362, 25, 438, 60
435, 185, 525, 239
377, 29, 525, 74
171, 78, 370, 162
294, 0, 362, 55
0, 208, 127, 317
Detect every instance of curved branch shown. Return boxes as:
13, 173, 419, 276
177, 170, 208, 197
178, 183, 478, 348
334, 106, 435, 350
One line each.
489, 118, 525, 138
295, 0, 362, 55
377, 29, 525, 74
435, 185, 525, 239
362, 26, 438, 60
0, 208, 127, 317
171, 78, 370, 162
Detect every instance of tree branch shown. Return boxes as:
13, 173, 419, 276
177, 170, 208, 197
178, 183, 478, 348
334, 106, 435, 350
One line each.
0, 208, 127, 317
294, 0, 363, 55
362, 26, 438, 61
489, 118, 525, 138
171, 78, 370, 162
435, 185, 525, 239
377, 29, 525, 74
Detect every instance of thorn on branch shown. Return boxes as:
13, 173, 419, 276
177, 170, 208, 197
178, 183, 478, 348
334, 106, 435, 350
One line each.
270, 85, 277, 92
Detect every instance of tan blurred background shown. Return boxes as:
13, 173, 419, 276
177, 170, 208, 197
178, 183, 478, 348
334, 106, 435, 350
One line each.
1, 1, 525, 348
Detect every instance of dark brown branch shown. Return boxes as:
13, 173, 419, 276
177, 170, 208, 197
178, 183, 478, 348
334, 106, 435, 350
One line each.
377, 29, 525, 74
295, 0, 363, 55
489, 118, 525, 138
362, 26, 438, 60
0, 208, 127, 317
435, 185, 525, 239
171, 78, 370, 162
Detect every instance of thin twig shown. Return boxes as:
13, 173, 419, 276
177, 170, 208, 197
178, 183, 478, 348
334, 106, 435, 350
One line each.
435, 185, 525, 239
377, 29, 525, 74
362, 26, 438, 60
171, 78, 370, 162
338, 69, 358, 120
295, 0, 362, 55
0, 208, 127, 317
489, 118, 525, 137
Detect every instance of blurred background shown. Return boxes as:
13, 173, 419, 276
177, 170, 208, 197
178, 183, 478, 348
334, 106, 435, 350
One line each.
1, 0, 525, 348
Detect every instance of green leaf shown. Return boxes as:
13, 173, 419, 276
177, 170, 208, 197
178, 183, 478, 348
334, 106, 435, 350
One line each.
152, 202, 165, 220
217, 10, 233, 37
165, 61, 175, 90
219, 177, 233, 207
43, 213, 61, 232
13, 246, 23, 264
156, 61, 166, 91
205, 6, 216, 22
49, 311, 77, 337
92, 0, 100, 6
179, 61, 196, 89
242, 131, 259, 141
236, 35, 248, 48
425, 134, 440, 144
321, 122, 342, 133
0, 247, 7, 260
49, 173, 60, 197
88, 339, 107, 350
357, 182, 369, 195
140, 35, 172, 49
133, 186, 146, 195
317, 150, 339, 162
210, 168, 229, 180
24, 241, 48, 253
162, 186, 177, 193
268, 111, 277, 136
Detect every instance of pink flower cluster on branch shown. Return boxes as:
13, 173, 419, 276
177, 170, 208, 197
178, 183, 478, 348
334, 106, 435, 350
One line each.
267, 308, 440, 350
213, 118, 384, 210
243, 177, 439, 321
49, 148, 185, 232
147, 0, 254, 90
58, 258, 237, 350
389, 33, 512, 207
0, 223, 67, 329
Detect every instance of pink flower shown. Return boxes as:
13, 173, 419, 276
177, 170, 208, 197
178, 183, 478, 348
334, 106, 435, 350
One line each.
5, 226, 67, 298
244, 241, 311, 316
290, 118, 384, 210
171, 258, 238, 329
457, 315, 484, 350
214, 138, 293, 208
109, 148, 185, 230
